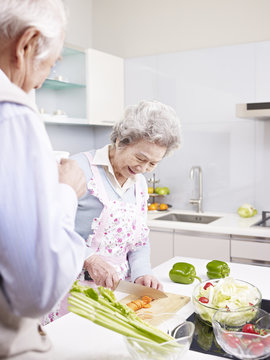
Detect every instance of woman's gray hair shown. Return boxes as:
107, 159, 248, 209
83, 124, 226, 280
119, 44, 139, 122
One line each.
0, 0, 67, 60
110, 100, 181, 156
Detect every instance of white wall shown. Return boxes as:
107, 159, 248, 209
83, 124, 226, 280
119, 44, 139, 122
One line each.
92, 0, 270, 58
45, 124, 112, 155
125, 41, 270, 213
65, 0, 93, 49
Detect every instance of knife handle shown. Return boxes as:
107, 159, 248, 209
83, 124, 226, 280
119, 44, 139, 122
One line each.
84, 271, 92, 281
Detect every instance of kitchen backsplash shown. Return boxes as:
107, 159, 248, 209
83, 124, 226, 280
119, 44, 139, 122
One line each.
125, 41, 270, 213
46, 40, 270, 213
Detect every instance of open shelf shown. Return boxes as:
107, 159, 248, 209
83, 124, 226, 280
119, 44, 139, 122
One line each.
43, 79, 86, 90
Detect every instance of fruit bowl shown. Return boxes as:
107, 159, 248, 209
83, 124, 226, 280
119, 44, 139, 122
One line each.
123, 313, 194, 360
192, 278, 262, 325
212, 308, 270, 359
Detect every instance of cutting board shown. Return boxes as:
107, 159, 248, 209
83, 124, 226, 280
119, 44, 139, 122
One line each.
120, 292, 190, 326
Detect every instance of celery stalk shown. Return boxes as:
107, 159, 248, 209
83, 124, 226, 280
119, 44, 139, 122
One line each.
68, 282, 181, 352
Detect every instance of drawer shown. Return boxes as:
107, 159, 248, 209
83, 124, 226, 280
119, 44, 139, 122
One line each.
231, 239, 270, 263
174, 230, 230, 261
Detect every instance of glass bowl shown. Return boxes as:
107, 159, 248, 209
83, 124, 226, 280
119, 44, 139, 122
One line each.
192, 278, 262, 325
123, 313, 195, 360
212, 307, 270, 359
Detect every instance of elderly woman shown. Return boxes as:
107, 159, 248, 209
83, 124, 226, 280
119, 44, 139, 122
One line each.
0, 1, 87, 358
72, 100, 181, 290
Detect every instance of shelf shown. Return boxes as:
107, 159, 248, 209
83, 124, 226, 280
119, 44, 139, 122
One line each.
149, 194, 165, 197
43, 78, 86, 90
42, 115, 89, 125
42, 115, 114, 127
62, 46, 85, 56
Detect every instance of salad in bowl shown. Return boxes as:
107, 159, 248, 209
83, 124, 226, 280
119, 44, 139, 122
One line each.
192, 277, 262, 325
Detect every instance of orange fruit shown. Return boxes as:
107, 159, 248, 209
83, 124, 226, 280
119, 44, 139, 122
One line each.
159, 203, 168, 211
152, 202, 159, 209
148, 203, 159, 211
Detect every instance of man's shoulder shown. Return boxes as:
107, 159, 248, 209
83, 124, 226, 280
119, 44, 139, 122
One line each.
0, 102, 35, 123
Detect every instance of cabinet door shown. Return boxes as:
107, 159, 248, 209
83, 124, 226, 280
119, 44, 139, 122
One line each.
149, 227, 174, 267
86, 49, 124, 125
174, 230, 230, 261
231, 236, 270, 266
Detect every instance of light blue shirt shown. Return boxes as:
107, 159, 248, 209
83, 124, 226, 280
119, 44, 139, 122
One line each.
71, 146, 152, 282
0, 70, 86, 317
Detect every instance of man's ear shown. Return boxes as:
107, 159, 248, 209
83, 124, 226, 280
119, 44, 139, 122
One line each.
15, 27, 40, 69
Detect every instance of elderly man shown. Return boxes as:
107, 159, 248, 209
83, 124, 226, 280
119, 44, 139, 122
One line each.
0, 0, 87, 359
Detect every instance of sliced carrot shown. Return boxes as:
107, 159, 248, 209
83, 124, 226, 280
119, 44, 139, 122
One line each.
126, 296, 154, 311
141, 296, 153, 304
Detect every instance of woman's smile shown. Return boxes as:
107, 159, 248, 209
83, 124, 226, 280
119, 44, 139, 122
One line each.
128, 166, 136, 175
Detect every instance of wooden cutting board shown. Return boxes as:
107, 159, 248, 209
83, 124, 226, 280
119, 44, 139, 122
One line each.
120, 292, 190, 326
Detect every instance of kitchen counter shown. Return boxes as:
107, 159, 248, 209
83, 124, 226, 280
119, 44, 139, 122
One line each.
45, 257, 270, 359
148, 209, 270, 238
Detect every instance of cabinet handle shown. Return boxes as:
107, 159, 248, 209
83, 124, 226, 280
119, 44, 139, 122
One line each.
231, 256, 270, 267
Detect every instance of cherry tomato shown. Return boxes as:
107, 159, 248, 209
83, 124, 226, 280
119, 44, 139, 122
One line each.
223, 333, 241, 348
248, 341, 265, 356
242, 324, 258, 334
262, 334, 270, 347
203, 282, 213, 290
241, 335, 253, 346
198, 296, 209, 303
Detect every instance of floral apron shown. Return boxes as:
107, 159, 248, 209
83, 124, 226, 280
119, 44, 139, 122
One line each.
42, 151, 149, 324
83, 151, 149, 279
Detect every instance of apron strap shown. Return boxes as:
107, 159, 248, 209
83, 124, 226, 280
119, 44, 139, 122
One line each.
134, 180, 143, 241
83, 151, 109, 204
83, 151, 110, 251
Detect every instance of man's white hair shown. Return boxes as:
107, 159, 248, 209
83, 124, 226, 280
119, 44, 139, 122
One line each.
0, 0, 67, 60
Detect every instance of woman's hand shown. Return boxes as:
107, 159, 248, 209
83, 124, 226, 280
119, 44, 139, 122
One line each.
135, 274, 164, 291
84, 255, 119, 290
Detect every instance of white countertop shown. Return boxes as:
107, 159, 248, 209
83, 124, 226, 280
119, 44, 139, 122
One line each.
45, 257, 270, 359
147, 209, 270, 238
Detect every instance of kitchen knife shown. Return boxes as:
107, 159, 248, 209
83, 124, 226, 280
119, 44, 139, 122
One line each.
115, 280, 167, 299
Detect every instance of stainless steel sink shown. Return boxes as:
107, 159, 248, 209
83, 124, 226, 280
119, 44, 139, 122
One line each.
153, 213, 220, 224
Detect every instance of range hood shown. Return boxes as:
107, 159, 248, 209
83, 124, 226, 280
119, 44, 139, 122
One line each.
236, 102, 270, 119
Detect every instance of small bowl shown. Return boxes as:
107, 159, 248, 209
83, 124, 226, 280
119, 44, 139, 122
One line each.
192, 278, 262, 325
123, 313, 194, 360
213, 307, 270, 359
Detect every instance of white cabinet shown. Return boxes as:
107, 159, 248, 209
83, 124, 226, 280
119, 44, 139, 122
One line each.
231, 235, 270, 266
86, 49, 124, 126
149, 227, 174, 267
36, 45, 124, 126
174, 230, 230, 261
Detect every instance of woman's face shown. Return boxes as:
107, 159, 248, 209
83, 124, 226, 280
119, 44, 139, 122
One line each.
113, 139, 167, 180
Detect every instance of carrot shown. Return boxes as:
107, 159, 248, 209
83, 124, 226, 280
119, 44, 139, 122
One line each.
126, 296, 153, 312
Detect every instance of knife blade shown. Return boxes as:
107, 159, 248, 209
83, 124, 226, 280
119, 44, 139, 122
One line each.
115, 280, 167, 299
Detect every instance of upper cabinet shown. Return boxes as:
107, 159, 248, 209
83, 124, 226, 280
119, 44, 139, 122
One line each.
36, 44, 88, 125
36, 44, 124, 126
86, 49, 124, 126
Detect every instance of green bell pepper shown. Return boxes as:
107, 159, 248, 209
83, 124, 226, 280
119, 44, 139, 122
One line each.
169, 262, 201, 284
206, 260, 230, 279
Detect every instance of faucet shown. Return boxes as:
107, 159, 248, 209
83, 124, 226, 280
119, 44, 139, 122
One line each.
189, 166, 203, 213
